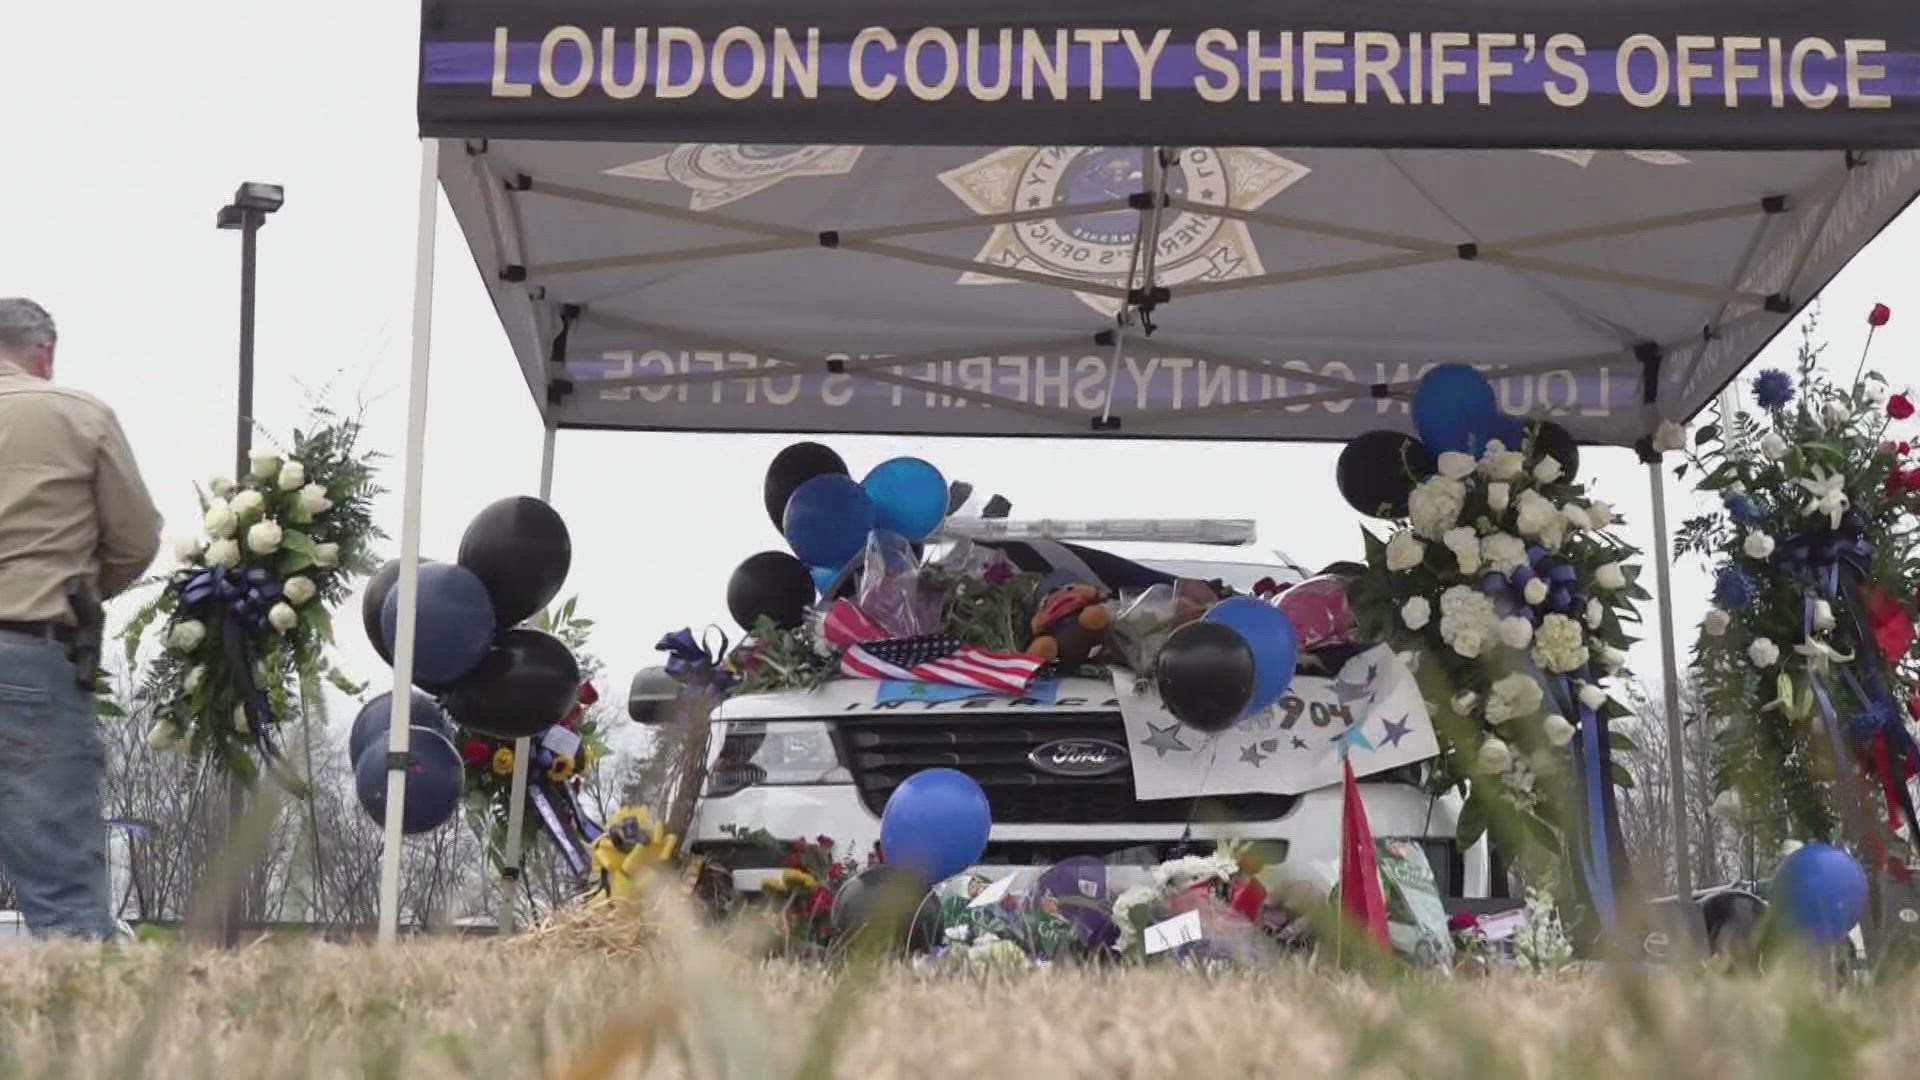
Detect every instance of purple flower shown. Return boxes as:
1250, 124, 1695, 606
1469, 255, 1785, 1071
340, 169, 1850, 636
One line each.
982, 557, 1014, 586
1722, 492, 1764, 526
1713, 565, 1758, 612
1752, 369, 1796, 411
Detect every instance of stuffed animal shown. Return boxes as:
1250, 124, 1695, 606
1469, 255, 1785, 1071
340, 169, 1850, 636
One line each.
1026, 584, 1111, 668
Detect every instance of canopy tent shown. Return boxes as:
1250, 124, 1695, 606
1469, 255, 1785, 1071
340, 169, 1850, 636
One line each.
376, 0, 1920, 941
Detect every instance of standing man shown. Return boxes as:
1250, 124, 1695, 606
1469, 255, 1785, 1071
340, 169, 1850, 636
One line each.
0, 298, 162, 939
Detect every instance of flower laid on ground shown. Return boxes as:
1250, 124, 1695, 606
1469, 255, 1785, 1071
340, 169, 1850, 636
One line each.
123, 410, 382, 782
1349, 429, 1646, 884
1674, 312, 1920, 854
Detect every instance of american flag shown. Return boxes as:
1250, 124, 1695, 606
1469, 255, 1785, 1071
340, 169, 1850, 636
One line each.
821, 601, 1043, 695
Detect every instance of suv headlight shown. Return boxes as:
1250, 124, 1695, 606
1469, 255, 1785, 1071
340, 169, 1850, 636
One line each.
706, 721, 851, 797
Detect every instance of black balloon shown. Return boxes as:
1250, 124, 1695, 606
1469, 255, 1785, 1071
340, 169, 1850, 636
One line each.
362, 558, 434, 665
1532, 421, 1581, 482
763, 442, 848, 530
443, 628, 581, 740
457, 497, 572, 627
1336, 430, 1436, 518
829, 865, 943, 953
727, 551, 816, 631
1155, 620, 1257, 734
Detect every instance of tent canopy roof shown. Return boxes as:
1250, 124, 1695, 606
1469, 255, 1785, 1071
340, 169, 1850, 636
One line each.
421, 1, 1920, 446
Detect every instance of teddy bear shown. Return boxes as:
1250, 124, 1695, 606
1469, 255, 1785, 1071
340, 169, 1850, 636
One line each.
1025, 583, 1111, 668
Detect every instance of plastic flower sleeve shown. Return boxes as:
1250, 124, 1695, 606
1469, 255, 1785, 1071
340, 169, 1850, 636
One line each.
856, 529, 943, 638
1106, 579, 1216, 672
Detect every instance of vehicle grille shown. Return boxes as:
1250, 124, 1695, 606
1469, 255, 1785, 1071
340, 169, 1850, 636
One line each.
836, 713, 1297, 825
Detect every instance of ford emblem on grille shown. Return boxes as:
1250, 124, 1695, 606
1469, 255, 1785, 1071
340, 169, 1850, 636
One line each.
1028, 738, 1129, 778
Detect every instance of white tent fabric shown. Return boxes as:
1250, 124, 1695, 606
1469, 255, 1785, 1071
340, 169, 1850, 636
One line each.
441, 140, 1919, 445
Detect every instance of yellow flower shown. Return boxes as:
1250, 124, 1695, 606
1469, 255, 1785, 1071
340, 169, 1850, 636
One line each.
765, 868, 817, 895
491, 748, 515, 776
547, 755, 575, 784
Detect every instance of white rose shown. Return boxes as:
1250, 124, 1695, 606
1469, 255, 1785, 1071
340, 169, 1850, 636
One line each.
1586, 598, 1606, 630
1437, 451, 1477, 480
1748, 637, 1780, 669
229, 489, 265, 519
1385, 530, 1426, 573
1594, 562, 1628, 591
183, 665, 206, 694
312, 543, 341, 569
1865, 380, 1890, 407
1585, 501, 1615, 530
246, 519, 283, 556
278, 460, 307, 492
1452, 691, 1479, 715
1498, 616, 1535, 650
1703, 608, 1732, 637
146, 720, 184, 753
1400, 596, 1432, 631
1534, 614, 1591, 674
1486, 673, 1545, 724
1652, 420, 1688, 453
1481, 533, 1529, 575
1578, 683, 1608, 711
1533, 456, 1565, 484
1524, 578, 1550, 606
173, 535, 207, 564
1542, 714, 1576, 749
1407, 476, 1468, 539
1452, 628, 1485, 659
205, 539, 241, 569
1823, 401, 1851, 430
249, 449, 281, 480
283, 576, 318, 607
297, 483, 333, 517
1712, 789, 1743, 822
1813, 600, 1836, 633
166, 620, 207, 653
1760, 432, 1789, 460
1443, 526, 1482, 575
1480, 738, 1514, 773
203, 500, 238, 539
1487, 482, 1511, 514
1600, 646, 1629, 672
1479, 441, 1525, 482
1743, 532, 1776, 560
268, 602, 299, 633
1514, 490, 1559, 540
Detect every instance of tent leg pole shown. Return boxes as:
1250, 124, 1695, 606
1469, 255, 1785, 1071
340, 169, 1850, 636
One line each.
1647, 461, 1696, 908
496, 422, 557, 932
377, 138, 442, 948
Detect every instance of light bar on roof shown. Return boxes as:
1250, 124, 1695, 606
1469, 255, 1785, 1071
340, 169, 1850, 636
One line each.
937, 518, 1257, 546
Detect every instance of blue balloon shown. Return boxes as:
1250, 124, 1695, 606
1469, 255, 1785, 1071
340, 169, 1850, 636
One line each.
1412, 364, 1503, 455
810, 565, 841, 597
380, 562, 496, 687
880, 767, 991, 884
353, 727, 463, 834
1772, 841, 1868, 947
862, 458, 948, 542
348, 689, 451, 765
1203, 597, 1299, 713
783, 473, 875, 569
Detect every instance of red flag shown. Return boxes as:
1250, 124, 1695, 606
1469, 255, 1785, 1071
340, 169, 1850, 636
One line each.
1340, 758, 1390, 946
822, 600, 1043, 695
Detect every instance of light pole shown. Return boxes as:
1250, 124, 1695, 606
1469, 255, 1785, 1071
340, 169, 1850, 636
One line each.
217, 182, 285, 478
215, 182, 283, 944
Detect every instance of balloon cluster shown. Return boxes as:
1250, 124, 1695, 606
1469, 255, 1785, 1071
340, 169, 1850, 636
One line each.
728, 442, 951, 632
350, 497, 579, 834
1336, 364, 1580, 519
1153, 597, 1300, 734
830, 765, 992, 949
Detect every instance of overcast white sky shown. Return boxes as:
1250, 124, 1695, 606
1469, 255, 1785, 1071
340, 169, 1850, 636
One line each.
5, 3, 1918, 741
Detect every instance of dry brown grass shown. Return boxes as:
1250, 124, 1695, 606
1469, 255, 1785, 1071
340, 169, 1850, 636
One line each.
1, 908, 1916, 1080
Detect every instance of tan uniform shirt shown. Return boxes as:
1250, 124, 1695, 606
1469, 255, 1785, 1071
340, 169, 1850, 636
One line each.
0, 360, 162, 623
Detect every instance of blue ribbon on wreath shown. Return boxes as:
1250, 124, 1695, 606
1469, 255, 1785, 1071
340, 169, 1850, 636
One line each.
173, 565, 296, 784
657, 626, 736, 694
525, 741, 606, 879
1479, 547, 1587, 626
1548, 667, 1625, 945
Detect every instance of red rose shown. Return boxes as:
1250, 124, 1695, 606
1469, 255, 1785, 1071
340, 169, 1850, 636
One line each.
1903, 442, 1913, 455
460, 739, 491, 767
815, 834, 834, 850
577, 680, 600, 706
1909, 693, 1920, 723
1870, 303, 1893, 328
1891, 394, 1916, 420
1888, 469, 1908, 496
808, 889, 834, 921
828, 861, 847, 883
1905, 469, 1920, 494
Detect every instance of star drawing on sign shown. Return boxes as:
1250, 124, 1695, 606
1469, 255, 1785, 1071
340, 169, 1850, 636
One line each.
1380, 715, 1413, 749
1239, 743, 1270, 767
1142, 721, 1192, 758
1290, 736, 1310, 750
1331, 721, 1376, 755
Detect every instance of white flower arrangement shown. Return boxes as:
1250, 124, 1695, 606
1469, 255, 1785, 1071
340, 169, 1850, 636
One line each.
1532, 613, 1591, 674
1408, 475, 1467, 539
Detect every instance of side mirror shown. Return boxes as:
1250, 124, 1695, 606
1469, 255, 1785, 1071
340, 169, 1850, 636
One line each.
628, 666, 680, 725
